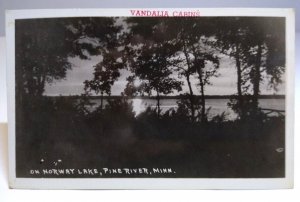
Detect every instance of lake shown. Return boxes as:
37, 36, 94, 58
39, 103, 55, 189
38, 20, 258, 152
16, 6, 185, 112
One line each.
89, 98, 285, 120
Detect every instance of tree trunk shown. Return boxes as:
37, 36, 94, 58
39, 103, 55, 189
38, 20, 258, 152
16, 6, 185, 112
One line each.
253, 43, 262, 110
100, 92, 104, 111
182, 39, 195, 121
197, 67, 206, 122
186, 74, 195, 122
235, 45, 244, 119
156, 91, 160, 118
34, 75, 46, 96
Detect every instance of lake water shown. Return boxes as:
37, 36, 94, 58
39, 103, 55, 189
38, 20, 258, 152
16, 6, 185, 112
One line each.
89, 98, 285, 120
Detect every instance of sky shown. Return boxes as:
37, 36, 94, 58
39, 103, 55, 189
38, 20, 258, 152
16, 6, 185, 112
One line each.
43, 17, 285, 97
44, 54, 285, 96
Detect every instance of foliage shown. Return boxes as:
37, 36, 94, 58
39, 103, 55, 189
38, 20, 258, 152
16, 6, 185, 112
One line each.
213, 17, 285, 119
84, 52, 123, 96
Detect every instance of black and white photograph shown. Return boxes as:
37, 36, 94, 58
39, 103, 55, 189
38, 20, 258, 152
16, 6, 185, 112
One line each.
6, 8, 295, 189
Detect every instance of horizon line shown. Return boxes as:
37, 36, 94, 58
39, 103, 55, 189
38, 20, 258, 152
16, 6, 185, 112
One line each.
43, 94, 285, 98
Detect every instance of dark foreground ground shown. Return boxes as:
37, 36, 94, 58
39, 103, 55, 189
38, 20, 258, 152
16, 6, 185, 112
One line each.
16, 97, 285, 178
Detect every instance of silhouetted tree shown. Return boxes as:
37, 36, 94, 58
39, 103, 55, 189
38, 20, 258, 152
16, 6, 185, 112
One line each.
15, 18, 115, 98
192, 43, 219, 122
16, 19, 72, 97
84, 52, 123, 110
124, 76, 143, 97
77, 17, 125, 110
15, 18, 123, 152
15, 17, 123, 142
169, 18, 219, 122
132, 43, 182, 117
125, 18, 183, 117
245, 18, 285, 111
213, 17, 252, 119
170, 33, 197, 121
214, 17, 285, 119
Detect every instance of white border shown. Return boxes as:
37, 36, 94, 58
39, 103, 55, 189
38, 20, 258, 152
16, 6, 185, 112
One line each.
6, 8, 295, 190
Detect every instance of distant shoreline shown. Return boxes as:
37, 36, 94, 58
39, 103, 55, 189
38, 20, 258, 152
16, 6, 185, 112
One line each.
44, 94, 285, 99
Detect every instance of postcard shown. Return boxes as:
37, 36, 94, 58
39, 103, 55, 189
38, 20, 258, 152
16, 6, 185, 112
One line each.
6, 8, 295, 189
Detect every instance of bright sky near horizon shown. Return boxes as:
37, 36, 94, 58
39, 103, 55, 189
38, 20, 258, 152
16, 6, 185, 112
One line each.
44, 54, 285, 96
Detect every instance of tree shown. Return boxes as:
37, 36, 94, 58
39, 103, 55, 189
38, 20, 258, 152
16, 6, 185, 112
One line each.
16, 17, 121, 98
245, 18, 285, 111
172, 36, 219, 122
125, 18, 183, 117
84, 52, 123, 110
170, 42, 197, 121
123, 75, 145, 97
16, 19, 75, 97
191, 42, 219, 122
169, 31, 198, 121
213, 17, 285, 119
169, 18, 219, 122
213, 17, 253, 119
132, 42, 182, 117
74, 17, 125, 110
126, 17, 220, 121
